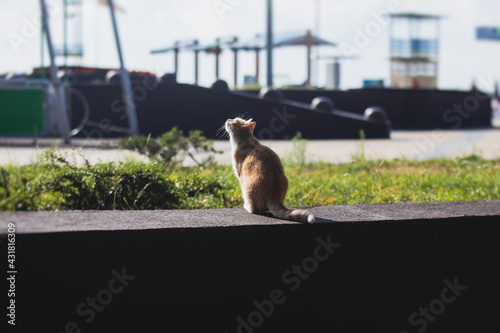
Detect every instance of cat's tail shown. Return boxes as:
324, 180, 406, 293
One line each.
268, 202, 315, 224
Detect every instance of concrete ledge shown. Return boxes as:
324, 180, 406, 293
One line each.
1, 201, 500, 332
2, 200, 499, 233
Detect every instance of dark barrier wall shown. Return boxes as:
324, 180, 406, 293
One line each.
4, 201, 500, 333
70, 84, 390, 139
276, 88, 492, 129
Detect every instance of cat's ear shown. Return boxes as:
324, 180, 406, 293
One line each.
249, 121, 256, 131
245, 119, 256, 131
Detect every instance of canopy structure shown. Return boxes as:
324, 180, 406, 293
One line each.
151, 30, 336, 88
192, 37, 237, 83
151, 38, 236, 85
232, 30, 336, 87
151, 40, 199, 84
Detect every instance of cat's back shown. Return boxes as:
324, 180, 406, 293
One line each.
254, 143, 281, 163
240, 142, 284, 176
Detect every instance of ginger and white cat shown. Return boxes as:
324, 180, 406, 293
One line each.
225, 117, 315, 223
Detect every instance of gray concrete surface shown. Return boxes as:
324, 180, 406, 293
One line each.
2, 200, 499, 234
6, 200, 500, 332
1, 126, 500, 166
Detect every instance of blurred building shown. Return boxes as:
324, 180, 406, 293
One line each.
389, 13, 441, 89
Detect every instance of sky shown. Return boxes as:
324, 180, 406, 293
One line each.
1, 0, 499, 91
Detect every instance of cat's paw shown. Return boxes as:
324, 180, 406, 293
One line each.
244, 202, 253, 213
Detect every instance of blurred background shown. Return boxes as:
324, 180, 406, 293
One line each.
1, 0, 499, 91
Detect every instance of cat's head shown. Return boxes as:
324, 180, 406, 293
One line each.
225, 117, 256, 137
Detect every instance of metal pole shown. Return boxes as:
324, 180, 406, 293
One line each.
40, 0, 71, 143
63, 0, 68, 82
215, 38, 220, 79
307, 43, 312, 86
314, 0, 320, 87
266, 0, 273, 88
174, 42, 179, 79
306, 30, 312, 87
107, 0, 139, 136
434, 18, 440, 87
389, 15, 393, 85
215, 51, 219, 79
193, 40, 199, 85
233, 49, 238, 89
40, 8, 45, 80
194, 50, 199, 85
255, 49, 259, 85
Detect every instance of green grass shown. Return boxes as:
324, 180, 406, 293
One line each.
0, 149, 499, 211
283, 156, 500, 206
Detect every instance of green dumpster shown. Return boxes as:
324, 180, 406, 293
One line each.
0, 89, 46, 136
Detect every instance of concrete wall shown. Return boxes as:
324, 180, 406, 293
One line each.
1, 201, 499, 332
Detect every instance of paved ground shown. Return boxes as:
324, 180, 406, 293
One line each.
1, 122, 499, 166
2, 200, 499, 233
